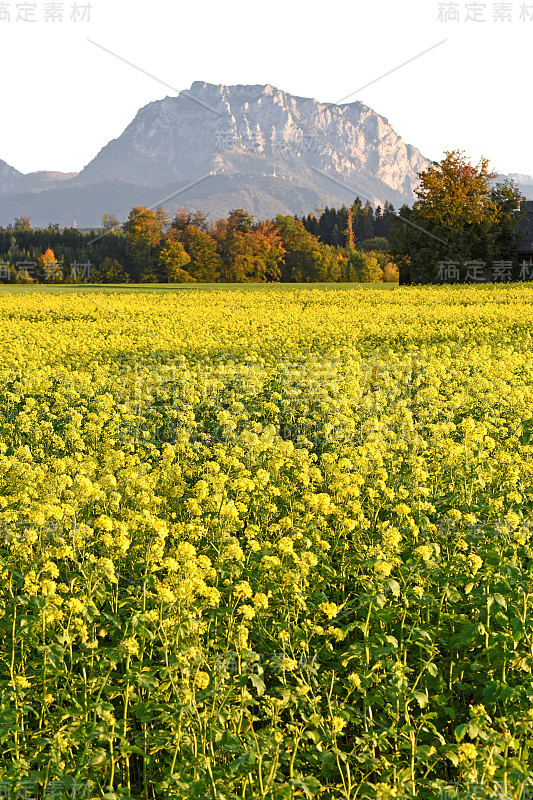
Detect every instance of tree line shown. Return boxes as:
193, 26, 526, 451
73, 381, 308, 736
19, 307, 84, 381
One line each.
0, 203, 398, 284
6, 150, 521, 287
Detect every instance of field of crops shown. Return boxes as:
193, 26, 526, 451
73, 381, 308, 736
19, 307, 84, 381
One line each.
2, 283, 533, 799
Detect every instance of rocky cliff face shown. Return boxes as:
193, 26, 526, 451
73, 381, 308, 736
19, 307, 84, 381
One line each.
77, 81, 430, 208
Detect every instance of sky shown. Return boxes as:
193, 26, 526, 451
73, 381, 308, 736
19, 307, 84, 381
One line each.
1, 0, 531, 177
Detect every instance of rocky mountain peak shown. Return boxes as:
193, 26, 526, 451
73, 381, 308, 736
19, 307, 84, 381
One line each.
1, 81, 530, 227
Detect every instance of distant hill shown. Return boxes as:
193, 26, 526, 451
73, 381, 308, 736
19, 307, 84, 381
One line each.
0, 160, 78, 198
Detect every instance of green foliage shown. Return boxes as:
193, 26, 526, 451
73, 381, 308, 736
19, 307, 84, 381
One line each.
159, 240, 193, 283
0, 203, 397, 285
301, 199, 388, 247
124, 207, 166, 282
94, 258, 129, 284
360, 237, 390, 253
218, 211, 285, 282
177, 224, 222, 282
14, 216, 32, 232
344, 250, 384, 282
391, 150, 527, 283
102, 214, 122, 234
276, 215, 338, 281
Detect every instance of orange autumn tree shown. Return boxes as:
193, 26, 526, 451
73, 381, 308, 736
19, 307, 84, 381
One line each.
413, 150, 500, 227
38, 248, 62, 283
219, 211, 286, 282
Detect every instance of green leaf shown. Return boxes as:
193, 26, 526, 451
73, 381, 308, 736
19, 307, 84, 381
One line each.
136, 672, 159, 692
375, 593, 387, 608
444, 585, 461, 603
413, 691, 429, 709
387, 579, 401, 597
290, 776, 322, 799
229, 751, 255, 773
250, 673, 266, 696
483, 550, 500, 566
411, 627, 433, 645
459, 623, 482, 644
455, 723, 469, 742
493, 592, 507, 609
446, 750, 460, 767
512, 619, 524, 642
89, 750, 108, 766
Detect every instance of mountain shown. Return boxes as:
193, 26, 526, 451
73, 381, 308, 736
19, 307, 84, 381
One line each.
76, 82, 429, 203
26, 170, 79, 186
0, 160, 36, 195
0, 160, 78, 197
504, 173, 533, 186
0, 82, 532, 227
497, 173, 533, 203
0, 83, 431, 226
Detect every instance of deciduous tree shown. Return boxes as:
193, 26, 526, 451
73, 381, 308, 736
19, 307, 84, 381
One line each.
124, 206, 165, 281
160, 239, 194, 282
392, 150, 526, 283
38, 248, 62, 282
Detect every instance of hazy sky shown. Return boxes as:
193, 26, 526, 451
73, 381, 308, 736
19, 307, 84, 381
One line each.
2, 0, 530, 176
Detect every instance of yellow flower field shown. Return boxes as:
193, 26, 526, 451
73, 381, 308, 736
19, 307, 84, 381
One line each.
1, 284, 533, 799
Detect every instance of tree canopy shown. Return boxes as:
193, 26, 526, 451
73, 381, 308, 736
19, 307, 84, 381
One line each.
391, 150, 527, 283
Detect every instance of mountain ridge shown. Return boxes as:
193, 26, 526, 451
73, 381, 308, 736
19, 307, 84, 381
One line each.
0, 82, 531, 227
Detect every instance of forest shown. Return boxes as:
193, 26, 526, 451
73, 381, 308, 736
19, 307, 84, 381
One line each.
0, 200, 398, 284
